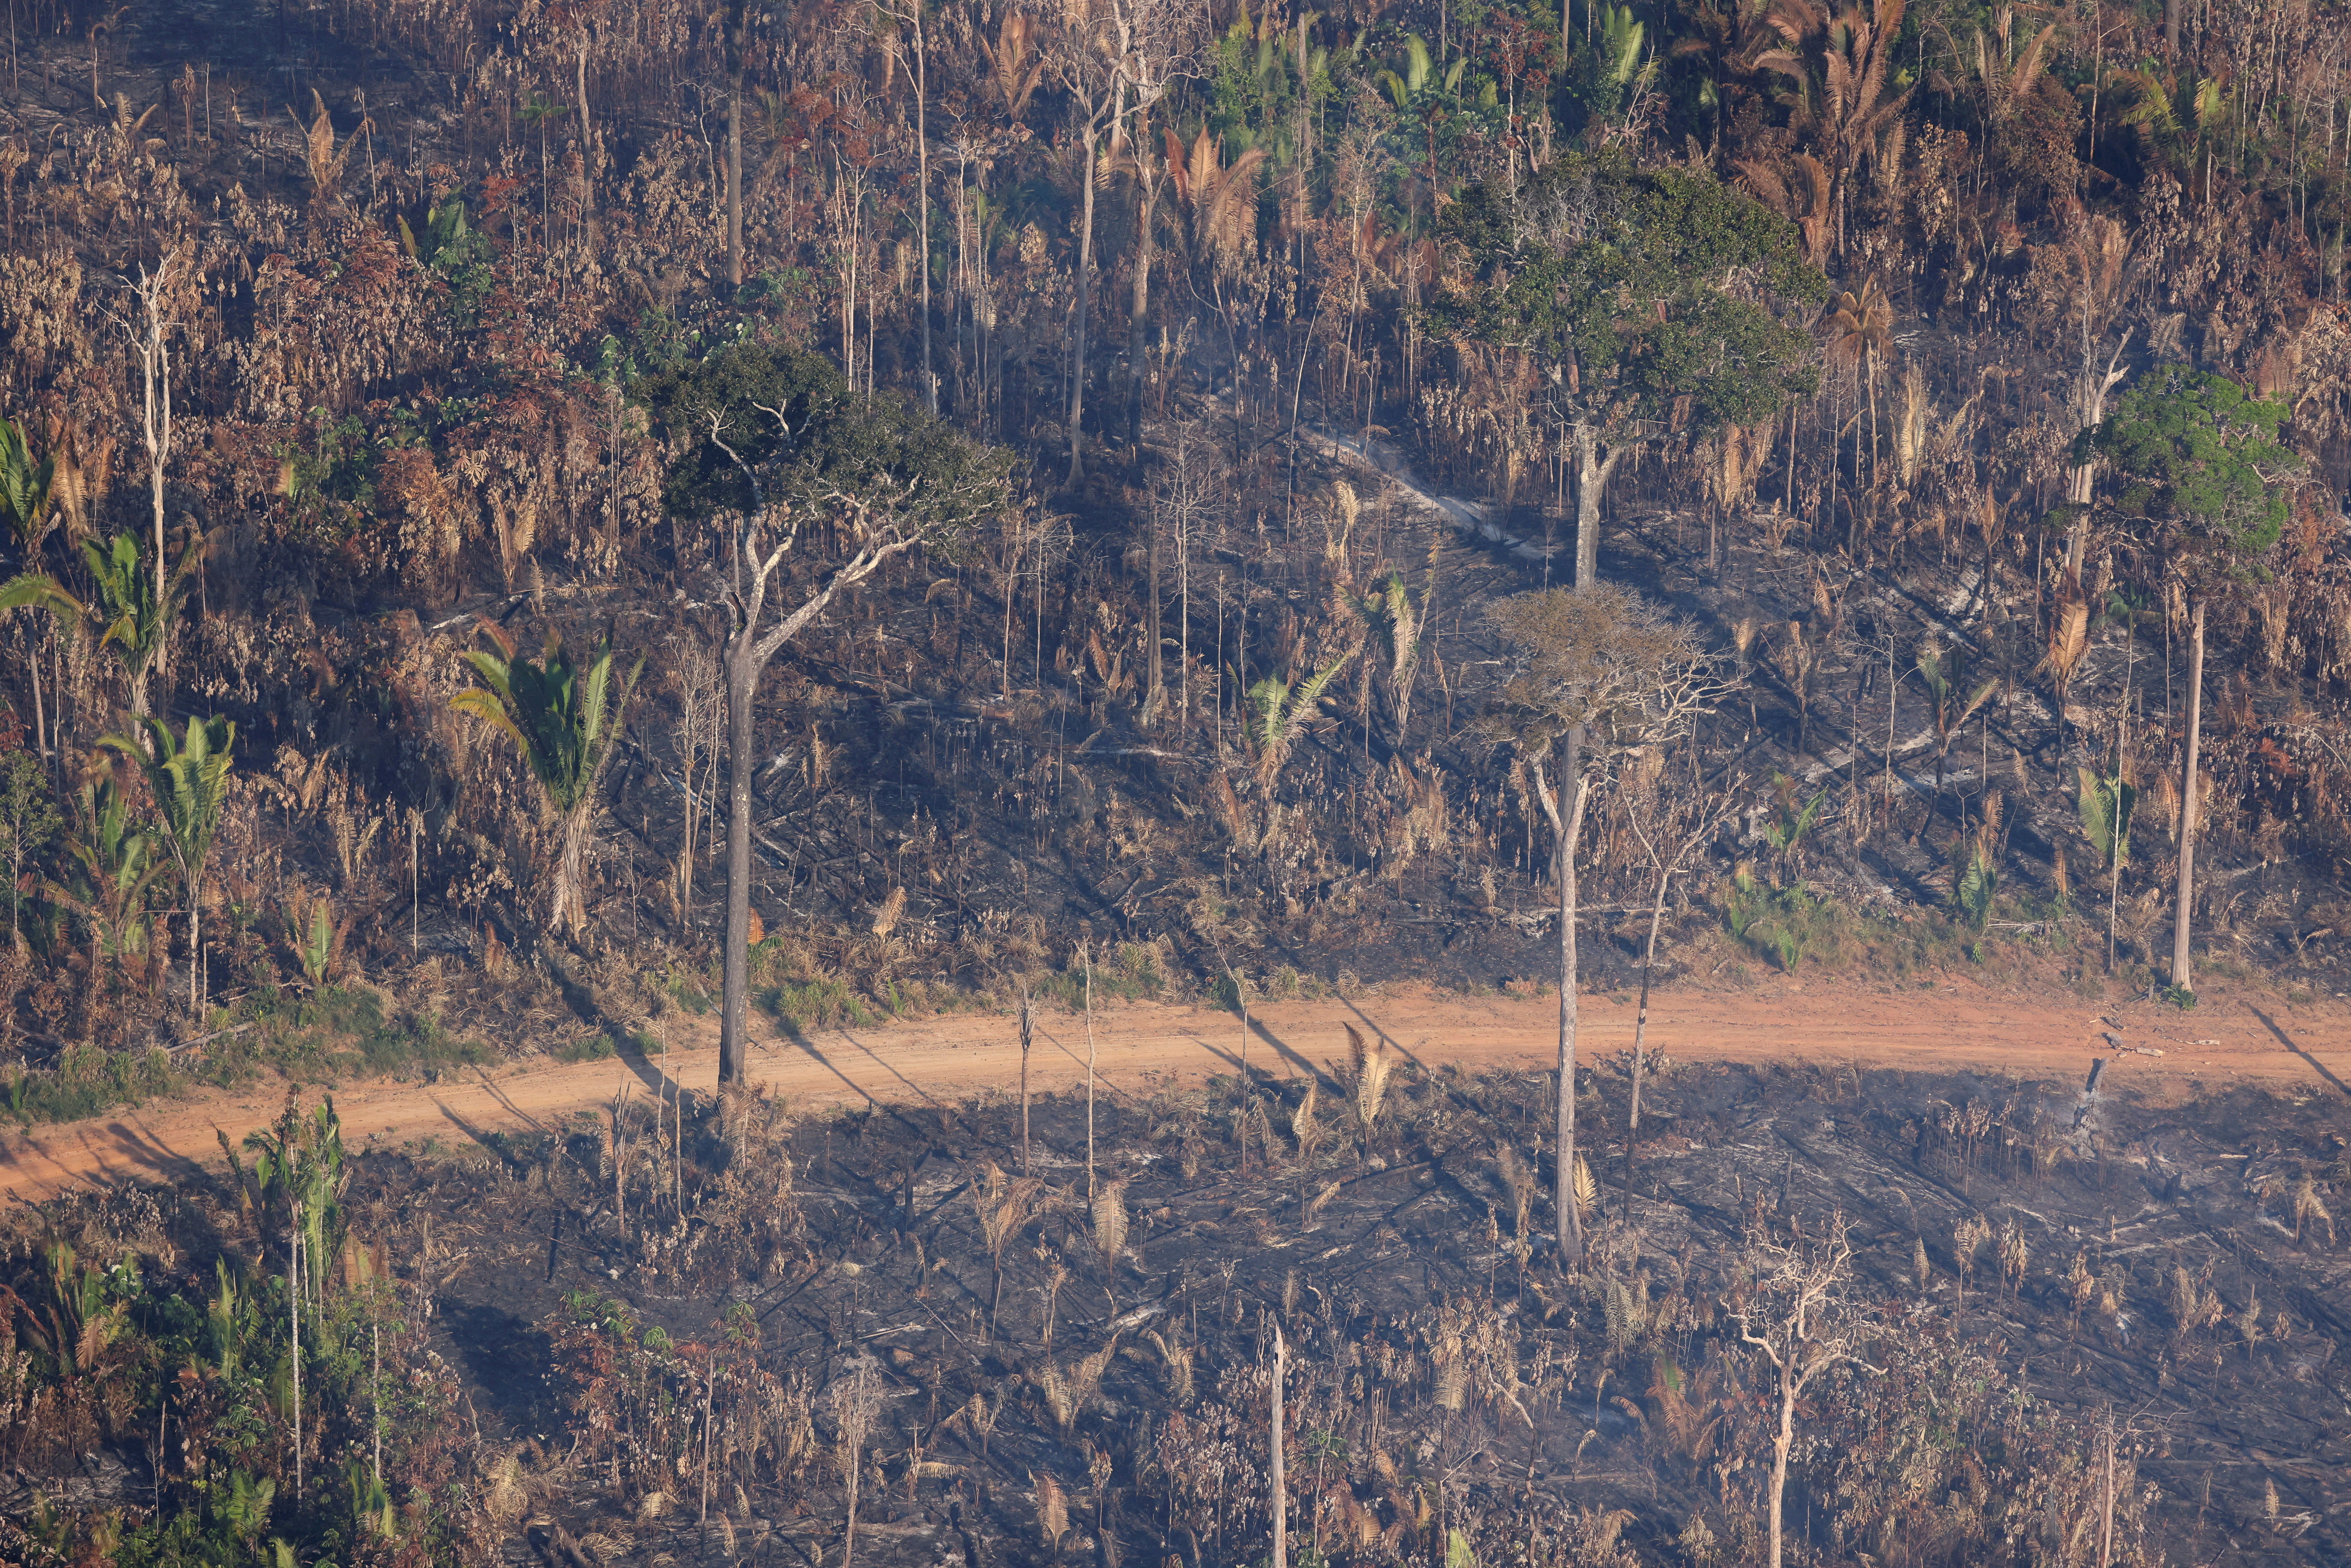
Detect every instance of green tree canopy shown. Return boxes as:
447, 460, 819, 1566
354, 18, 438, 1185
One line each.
2087, 364, 2299, 587
634, 340, 1013, 536
1435, 148, 1827, 433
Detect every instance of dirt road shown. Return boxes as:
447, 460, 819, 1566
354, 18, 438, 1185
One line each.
3, 976, 2345, 1203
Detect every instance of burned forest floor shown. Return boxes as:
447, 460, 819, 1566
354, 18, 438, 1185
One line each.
12, 1047, 2351, 1567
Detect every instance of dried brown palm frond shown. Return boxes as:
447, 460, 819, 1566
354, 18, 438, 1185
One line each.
1031, 1472, 1068, 1549
978, 14, 1048, 121
1894, 364, 1932, 483
1145, 1327, 1195, 1401
972, 1164, 1044, 1266
1571, 1153, 1599, 1218
2293, 1174, 2334, 1246
1088, 1178, 1129, 1270
1038, 1336, 1119, 1435
2034, 597, 2091, 701
1734, 151, 1832, 265
1169, 127, 1267, 271
1495, 1143, 1535, 1238
302, 88, 357, 205
1345, 1023, 1396, 1136
1290, 1080, 1322, 1160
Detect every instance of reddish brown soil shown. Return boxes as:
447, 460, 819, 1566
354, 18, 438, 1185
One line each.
3, 976, 2344, 1203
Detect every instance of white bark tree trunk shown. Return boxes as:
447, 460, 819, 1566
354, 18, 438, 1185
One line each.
2170, 597, 2205, 993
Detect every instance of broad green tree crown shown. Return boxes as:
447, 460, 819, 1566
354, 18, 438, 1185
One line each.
1435, 149, 1827, 433
2087, 364, 2298, 585
636, 340, 1013, 536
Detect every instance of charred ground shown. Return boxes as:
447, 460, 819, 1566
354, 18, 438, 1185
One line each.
8, 1051, 2348, 1566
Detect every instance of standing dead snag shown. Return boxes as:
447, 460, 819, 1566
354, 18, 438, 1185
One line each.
120, 242, 192, 625
1019, 987, 1036, 1176
1618, 781, 1737, 1224
1270, 1321, 1287, 1568
1733, 1212, 1869, 1568
1481, 584, 1730, 1265
828, 1354, 882, 1568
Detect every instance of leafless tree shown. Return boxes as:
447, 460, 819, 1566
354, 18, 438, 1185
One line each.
1049, 0, 1202, 488
1734, 1211, 1871, 1568
828, 1354, 883, 1568
1618, 777, 1738, 1222
1484, 585, 1731, 1264
115, 241, 194, 637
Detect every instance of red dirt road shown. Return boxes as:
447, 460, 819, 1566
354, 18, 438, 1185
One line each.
3, 977, 2344, 1203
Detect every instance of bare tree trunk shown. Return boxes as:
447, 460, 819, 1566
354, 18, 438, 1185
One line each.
726, 71, 744, 288
1768, 1364, 1794, 1568
1270, 1322, 1287, 1568
912, 14, 934, 415
2169, 597, 2205, 994
2064, 331, 2130, 580
1067, 119, 1101, 487
576, 40, 594, 222
719, 636, 757, 1080
1082, 941, 1096, 1199
1145, 495, 1164, 719
1622, 861, 1670, 1225
1127, 163, 1160, 448
555, 799, 594, 940
2165, 0, 2180, 54
290, 1225, 303, 1502
1536, 744, 1588, 1265
1571, 423, 1624, 590
1019, 988, 1034, 1175
2098, 1410, 2117, 1568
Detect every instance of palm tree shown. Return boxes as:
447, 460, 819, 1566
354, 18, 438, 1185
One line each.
1169, 125, 1267, 278
1756, 0, 1911, 257
451, 624, 643, 942
1824, 273, 1892, 545
102, 713, 235, 1015
1353, 566, 1436, 752
1243, 650, 1355, 785
90, 531, 201, 720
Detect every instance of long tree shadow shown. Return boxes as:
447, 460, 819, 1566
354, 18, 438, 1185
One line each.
2249, 1005, 2351, 1099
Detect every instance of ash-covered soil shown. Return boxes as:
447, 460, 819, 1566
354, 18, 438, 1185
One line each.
306, 1050, 2351, 1568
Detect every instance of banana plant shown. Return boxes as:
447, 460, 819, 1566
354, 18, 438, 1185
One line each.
282, 887, 346, 988
1760, 771, 1829, 871
25, 531, 200, 720
47, 769, 171, 973
102, 713, 234, 1015
224, 1093, 350, 1293
1376, 33, 1437, 109
345, 1460, 398, 1542
1243, 648, 1355, 784
1956, 839, 1997, 931
2077, 764, 2136, 970
452, 623, 643, 941
1580, 3, 1657, 121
